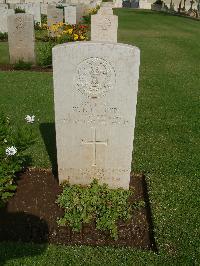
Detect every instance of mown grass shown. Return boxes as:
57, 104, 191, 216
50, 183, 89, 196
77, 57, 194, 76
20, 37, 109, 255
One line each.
0, 41, 51, 66
0, 9, 199, 265
0, 42, 9, 65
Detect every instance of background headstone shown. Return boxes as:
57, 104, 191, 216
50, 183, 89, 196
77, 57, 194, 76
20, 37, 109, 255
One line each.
47, 5, 63, 26
98, 6, 113, 15
0, 3, 8, 9
91, 8, 118, 43
0, 9, 14, 33
15, 3, 41, 25
76, 4, 86, 23
64, 6, 76, 24
53, 42, 140, 189
114, 0, 123, 7
7, 14, 35, 64
41, 3, 48, 15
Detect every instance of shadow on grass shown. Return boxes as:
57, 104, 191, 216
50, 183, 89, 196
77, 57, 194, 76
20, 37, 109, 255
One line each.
0, 242, 47, 266
0, 206, 48, 265
141, 175, 158, 252
40, 123, 58, 179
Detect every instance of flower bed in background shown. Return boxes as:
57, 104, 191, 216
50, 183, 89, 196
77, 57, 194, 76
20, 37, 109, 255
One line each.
37, 22, 89, 67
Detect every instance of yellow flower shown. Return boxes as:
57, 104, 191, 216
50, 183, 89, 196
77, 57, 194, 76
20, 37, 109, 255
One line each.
80, 35, 85, 40
67, 28, 73, 35
73, 34, 79, 41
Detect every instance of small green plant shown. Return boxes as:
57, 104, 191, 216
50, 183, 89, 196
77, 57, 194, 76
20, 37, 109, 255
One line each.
0, 32, 8, 41
56, 179, 139, 240
0, 114, 35, 207
153, 0, 163, 5
13, 60, 32, 70
37, 42, 55, 67
41, 14, 47, 24
14, 7, 25, 14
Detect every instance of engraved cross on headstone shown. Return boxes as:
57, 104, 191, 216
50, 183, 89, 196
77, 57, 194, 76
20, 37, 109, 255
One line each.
81, 127, 107, 167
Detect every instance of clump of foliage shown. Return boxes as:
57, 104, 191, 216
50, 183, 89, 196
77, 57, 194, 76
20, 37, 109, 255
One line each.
13, 60, 32, 70
0, 114, 35, 207
0, 32, 8, 41
48, 22, 89, 42
37, 42, 55, 67
37, 23, 89, 66
56, 179, 138, 240
153, 0, 163, 5
41, 14, 47, 24
14, 7, 25, 14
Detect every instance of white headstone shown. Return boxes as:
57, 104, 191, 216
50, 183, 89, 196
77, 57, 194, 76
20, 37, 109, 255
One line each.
47, 5, 63, 26
64, 6, 76, 24
25, 0, 42, 3
0, 9, 14, 33
139, 0, 152, 9
7, 14, 35, 64
41, 3, 48, 15
53, 42, 140, 189
114, 0, 122, 7
91, 10, 118, 43
7, 0, 24, 3
101, 2, 114, 8
76, 4, 85, 23
15, 3, 41, 25
98, 6, 113, 15
0, 3, 8, 9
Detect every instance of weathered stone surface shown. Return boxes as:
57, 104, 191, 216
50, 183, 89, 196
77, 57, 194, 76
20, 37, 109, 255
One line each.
98, 6, 113, 15
91, 11, 118, 43
114, 0, 122, 8
139, 0, 152, 9
53, 42, 140, 189
8, 14, 35, 63
76, 4, 87, 23
47, 5, 63, 26
15, 3, 41, 25
0, 9, 14, 33
101, 2, 114, 8
64, 6, 76, 24
0, 3, 8, 9
41, 3, 48, 15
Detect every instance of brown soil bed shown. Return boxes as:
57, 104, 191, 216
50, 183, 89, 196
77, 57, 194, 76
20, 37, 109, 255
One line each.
0, 64, 52, 72
0, 169, 156, 250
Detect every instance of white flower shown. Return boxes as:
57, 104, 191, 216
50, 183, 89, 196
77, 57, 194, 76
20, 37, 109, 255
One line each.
25, 115, 35, 123
6, 146, 17, 156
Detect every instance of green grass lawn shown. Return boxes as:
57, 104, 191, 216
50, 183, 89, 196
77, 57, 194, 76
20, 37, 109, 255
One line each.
0, 41, 50, 66
0, 9, 200, 265
0, 42, 9, 65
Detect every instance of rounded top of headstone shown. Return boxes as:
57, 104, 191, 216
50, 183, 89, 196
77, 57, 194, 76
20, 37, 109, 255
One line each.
52, 41, 140, 55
